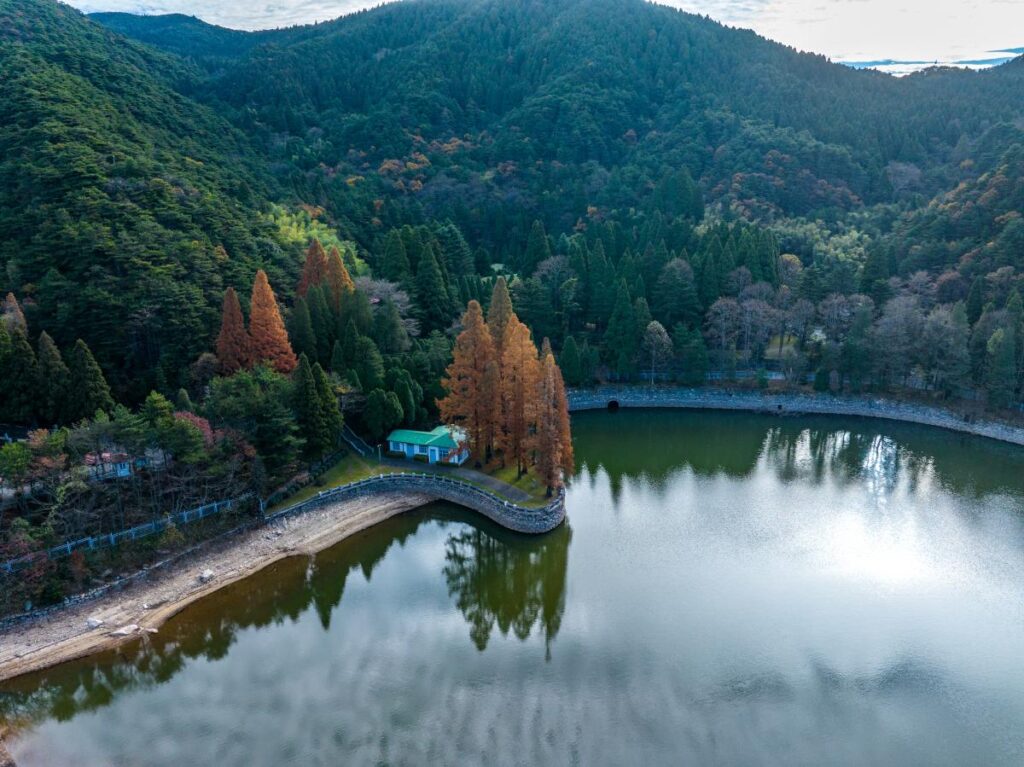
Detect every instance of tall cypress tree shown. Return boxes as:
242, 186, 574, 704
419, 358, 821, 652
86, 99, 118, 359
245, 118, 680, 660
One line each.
288, 298, 318, 362
36, 331, 71, 424
249, 270, 297, 374
559, 336, 583, 387
298, 239, 329, 297
66, 339, 114, 422
215, 287, 251, 375
3, 327, 37, 424
604, 280, 637, 375
382, 229, 412, 287
965, 277, 986, 326
415, 248, 451, 332
293, 354, 330, 458
313, 362, 343, 445
522, 220, 552, 275
487, 276, 514, 357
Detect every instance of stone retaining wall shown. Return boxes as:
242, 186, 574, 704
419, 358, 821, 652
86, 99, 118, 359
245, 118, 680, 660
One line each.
268, 472, 566, 534
567, 386, 1024, 447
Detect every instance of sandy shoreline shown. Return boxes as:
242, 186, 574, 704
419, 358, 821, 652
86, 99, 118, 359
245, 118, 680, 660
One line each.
0, 492, 431, 685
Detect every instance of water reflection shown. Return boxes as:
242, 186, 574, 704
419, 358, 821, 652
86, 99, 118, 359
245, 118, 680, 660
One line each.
573, 410, 1024, 504
0, 504, 571, 735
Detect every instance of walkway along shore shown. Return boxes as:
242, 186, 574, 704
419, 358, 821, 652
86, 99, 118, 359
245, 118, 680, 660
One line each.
0, 474, 564, 685
568, 386, 1024, 447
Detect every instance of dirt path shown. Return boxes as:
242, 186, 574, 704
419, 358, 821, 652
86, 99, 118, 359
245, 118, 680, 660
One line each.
0, 491, 432, 684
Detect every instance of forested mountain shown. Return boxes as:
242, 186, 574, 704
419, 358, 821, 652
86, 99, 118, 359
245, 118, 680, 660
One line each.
2, 0, 1024, 407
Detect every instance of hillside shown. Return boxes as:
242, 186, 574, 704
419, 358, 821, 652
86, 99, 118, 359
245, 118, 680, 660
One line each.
1, 0, 1023, 403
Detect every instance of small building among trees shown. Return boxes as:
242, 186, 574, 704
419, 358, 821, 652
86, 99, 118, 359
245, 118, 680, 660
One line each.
387, 427, 469, 466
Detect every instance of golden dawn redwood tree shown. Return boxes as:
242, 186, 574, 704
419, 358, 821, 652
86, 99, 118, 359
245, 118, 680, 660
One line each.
297, 238, 329, 298
326, 245, 356, 310
498, 315, 540, 477
215, 287, 251, 374
438, 300, 498, 462
249, 270, 297, 374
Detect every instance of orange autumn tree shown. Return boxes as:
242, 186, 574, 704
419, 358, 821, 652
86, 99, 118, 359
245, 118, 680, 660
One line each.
297, 239, 329, 298
215, 287, 251, 374
534, 350, 574, 495
498, 315, 541, 477
326, 245, 356, 310
438, 301, 498, 463
249, 270, 297, 374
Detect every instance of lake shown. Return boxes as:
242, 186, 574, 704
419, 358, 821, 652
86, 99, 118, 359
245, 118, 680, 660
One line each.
3, 410, 1024, 765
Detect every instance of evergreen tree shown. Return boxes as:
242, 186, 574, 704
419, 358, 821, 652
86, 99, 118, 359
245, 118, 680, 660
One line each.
604, 280, 637, 375
66, 339, 114, 421
522, 219, 552, 275
293, 354, 331, 458
654, 259, 701, 328
298, 239, 329, 297
415, 247, 452, 332
175, 388, 194, 412
330, 340, 346, 377
313, 361, 343, 446
672, 324, 709, 386
353, 336, 385, 390
339, 288, 374, 336
215, 287, 251, 375
288, 298, 318, 362
559, 336, 583, 387
966, 277, 986, 326
3, 327, 37, 424
307, 284, 333, 365
487, 276, 514, 357
364, 388, 403, 441
36, 331, 70, 424
249, 270, 297, 374
382, 229, 412, 287
986, 326, 1017, 409
373, 299, 409, 355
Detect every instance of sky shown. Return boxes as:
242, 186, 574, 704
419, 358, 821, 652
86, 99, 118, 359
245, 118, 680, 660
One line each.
66, 0, 1024, 71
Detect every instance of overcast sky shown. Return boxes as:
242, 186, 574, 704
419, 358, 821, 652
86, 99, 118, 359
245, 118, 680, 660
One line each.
67, 0, 1024, 65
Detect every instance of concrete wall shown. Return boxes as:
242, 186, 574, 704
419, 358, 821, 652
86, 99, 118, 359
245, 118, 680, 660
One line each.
567, 386, 1024, 447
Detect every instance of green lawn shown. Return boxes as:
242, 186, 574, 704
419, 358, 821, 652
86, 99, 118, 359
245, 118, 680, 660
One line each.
763, 334, 798, 360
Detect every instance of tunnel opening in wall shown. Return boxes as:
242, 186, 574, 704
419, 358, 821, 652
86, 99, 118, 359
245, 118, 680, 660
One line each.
607, 400, 620, 412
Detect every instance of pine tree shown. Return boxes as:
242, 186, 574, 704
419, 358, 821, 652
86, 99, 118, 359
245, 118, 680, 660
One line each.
438, 300, 498, 462
249, 270, 297, 374
986, 326, 1017, 409
522, 219, 552, 275
374, 299, 409, 355
559, 336, 583, 387
288, 298, 318, 362
498, 316, 541, 476
364, 388, 403, 441
415, 247, 452, 332
382, 229, 412, 287
330, 340, 346, 377
175, 388, 194, 412
487, 276, 514, 357
654, 259, 700, 328
215, 287, 251, 375
36, 331, 70, 424
3, 326, 37, 424
293, 354, 330, 458
66, 339, 114, 421
354, 336, 385, 390
298, 239, 329, 297
307, 284, 333, 365
604, 280, 637, 375
313, 361, 343, 447
326, 245, 356, 310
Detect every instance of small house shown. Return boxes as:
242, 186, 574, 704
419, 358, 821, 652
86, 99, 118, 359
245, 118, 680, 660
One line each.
386, 426, 469, 466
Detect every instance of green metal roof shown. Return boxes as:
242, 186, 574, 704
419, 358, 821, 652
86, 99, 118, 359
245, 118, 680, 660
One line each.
387, 426, 460, 449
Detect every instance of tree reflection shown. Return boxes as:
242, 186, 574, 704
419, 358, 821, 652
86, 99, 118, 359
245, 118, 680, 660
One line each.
443, 520, 571, 655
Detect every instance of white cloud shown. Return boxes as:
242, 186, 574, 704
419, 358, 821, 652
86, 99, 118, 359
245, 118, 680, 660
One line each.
66, 0, 1024, 64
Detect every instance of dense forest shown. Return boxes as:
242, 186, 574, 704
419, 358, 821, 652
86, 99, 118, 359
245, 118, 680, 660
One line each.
2, 0, 1024, 605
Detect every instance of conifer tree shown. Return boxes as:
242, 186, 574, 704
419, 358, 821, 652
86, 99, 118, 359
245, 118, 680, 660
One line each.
415, 247, 452, 332
604, 280, 637, 376
438, 301, 498, 462
293, 354, 331, 458
522, 220, 552, 275
67, 339, 114, 421
559, 336, 583, 387
487, 277, 514, 357
330, 340, 346, 377
353, 336, 385, 391
3, 326, 37, 424
307, 284, 333, 364
534, 351, 575, 494
288, 298, 318, 362
986, 326, 1017, 409
382, 229, 412, 287
313, 361, 343, 448
374, 299, 409, 355
298, 239, 329, 297
498, 316, 541, 476
215, 287, 251, 375
249, 270, 297, 374
36, 331, 70, 424
364, 388, 403, 441
175, 388, 194, 412
2, 292, 26, 333
326, 245, 356, 310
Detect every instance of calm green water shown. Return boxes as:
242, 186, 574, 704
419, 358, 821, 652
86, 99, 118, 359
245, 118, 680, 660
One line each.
4, 410, 1024, 766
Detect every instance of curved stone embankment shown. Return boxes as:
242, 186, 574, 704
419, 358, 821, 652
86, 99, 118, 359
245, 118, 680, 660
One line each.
568, 386, 1024, 447
269, 472, 566, 534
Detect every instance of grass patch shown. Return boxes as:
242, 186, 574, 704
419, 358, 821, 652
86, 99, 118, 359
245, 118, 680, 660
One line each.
268, 454, 398, 512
